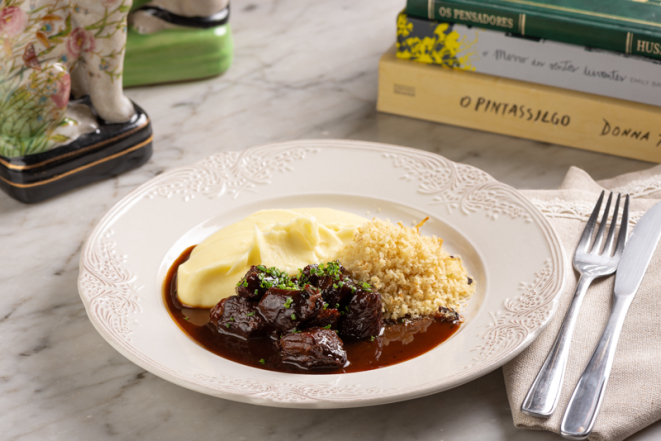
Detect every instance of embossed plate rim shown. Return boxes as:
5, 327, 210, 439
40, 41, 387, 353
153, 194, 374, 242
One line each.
78, 139, 567, 408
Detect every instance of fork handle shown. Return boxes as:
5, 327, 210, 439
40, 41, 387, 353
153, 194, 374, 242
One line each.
521, 274, 594, 418
560, 294, 634, 440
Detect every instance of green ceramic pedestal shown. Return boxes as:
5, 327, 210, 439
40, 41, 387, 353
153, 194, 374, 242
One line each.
123, 24, 233, 87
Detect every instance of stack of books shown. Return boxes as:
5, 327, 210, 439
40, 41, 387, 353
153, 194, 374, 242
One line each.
377, 0, 661, 162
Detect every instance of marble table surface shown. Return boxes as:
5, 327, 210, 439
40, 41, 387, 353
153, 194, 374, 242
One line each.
2, 1, 659, 440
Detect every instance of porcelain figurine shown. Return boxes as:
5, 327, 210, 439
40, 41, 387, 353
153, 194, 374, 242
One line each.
0, 0, 152, 203
122, 0, 232, 87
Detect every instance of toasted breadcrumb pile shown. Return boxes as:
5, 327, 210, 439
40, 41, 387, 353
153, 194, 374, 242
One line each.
338, 219, 475, 320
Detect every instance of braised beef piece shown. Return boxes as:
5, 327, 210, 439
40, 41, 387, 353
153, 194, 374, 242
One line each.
435, 306, 462, 324
339, 288, 384, 340
279, 328, 347, 369
300, 261, 345, 286
304, 307, 341, 329
317, 275, 355, 308
299, 263, 322, 286
257, 285, 323, 332
209, 296, 267, 339
236, 265, 285, 301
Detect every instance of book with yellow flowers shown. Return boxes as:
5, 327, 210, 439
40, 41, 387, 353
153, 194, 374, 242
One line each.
377, 46, 661, 163
396, 12, 661, 107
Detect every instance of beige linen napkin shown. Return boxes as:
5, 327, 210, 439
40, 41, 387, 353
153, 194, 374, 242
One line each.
504, 164, 661, 441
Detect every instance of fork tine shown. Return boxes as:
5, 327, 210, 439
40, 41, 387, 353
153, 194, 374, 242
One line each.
614, 194, 630, 256
591, 192, 613, 253
603, 194, 621, 256
577, 191, 604, 252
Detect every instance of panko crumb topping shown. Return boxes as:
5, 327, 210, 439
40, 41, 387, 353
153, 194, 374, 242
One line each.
338, 218, 476, 320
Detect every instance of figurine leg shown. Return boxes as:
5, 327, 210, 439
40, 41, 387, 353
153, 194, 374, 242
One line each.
87, 74, 134, 123
82, 33, 135, 123
129, 0, 230, 34
129, 10, 171, 34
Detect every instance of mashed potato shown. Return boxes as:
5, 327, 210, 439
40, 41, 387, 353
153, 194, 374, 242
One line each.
338, 219, 475, 320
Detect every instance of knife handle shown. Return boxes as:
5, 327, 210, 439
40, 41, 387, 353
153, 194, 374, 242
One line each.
521, 274, 594, 417
560, 294, 634, 440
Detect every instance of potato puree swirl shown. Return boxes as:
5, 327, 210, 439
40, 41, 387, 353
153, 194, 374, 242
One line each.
177, 208, 367, 308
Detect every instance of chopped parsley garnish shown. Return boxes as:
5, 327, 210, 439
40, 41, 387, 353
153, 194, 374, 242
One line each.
370, 336, 375, 342
226, 323, 231, 328
183, 316, 189, 321
323, 302, 328, 310
254, 289, 259, 296
335, 303, 340, 308
246, 312, 255, 317
291, 313, 297, 320
283, 297, 293, 308
324, 324, 332, 329
259, 359, 265, 365
290, 328, 301, 334
229, 317, 234, 321
257, 265, 266, 272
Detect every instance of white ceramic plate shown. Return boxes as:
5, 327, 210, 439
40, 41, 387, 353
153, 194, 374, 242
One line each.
78, 140, 567, 408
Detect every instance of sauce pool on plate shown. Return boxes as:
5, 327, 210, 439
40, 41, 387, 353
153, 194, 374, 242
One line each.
164, 246, 460, 374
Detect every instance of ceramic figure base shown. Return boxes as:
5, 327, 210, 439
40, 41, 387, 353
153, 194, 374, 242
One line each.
123, 24, 233, 87
0, 100, 152, 204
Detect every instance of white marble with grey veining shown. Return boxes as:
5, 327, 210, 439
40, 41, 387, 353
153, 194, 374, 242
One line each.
1, 1, 659, 440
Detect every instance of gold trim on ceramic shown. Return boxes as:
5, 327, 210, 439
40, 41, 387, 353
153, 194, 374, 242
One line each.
0, 118, 151, 171
0, 135, 153, 189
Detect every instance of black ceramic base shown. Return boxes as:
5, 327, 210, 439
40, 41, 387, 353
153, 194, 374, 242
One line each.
0, 99, 152, 204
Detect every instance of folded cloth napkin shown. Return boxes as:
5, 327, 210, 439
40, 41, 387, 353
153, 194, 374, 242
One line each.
504, 164, 661, 441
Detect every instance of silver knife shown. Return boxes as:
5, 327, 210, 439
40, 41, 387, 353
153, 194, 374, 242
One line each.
560, 198, 661, 440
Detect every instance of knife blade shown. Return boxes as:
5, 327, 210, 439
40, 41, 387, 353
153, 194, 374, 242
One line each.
561, 198, 661, 440
614, 200, 661, 296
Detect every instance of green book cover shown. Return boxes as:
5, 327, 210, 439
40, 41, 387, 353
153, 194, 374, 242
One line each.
406, 0, 661, 60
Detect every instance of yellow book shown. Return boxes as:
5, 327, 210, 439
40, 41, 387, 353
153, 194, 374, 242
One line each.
377, 47, 661, 163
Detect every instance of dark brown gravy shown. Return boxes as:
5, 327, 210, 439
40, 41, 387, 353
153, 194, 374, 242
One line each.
164, 246, 460, 374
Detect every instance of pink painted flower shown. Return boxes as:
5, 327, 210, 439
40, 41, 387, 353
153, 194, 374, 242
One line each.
0, 6, 28, 37
50, 73, 71, 108
66, 27, 95, 59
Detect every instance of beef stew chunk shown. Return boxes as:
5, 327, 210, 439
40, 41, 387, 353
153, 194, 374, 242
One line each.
299, 261, 345, 286
435, 306, 462, 324
317, 275, 355, 308
210, 296, 266, 339
236, 265, 296, 301
279, 328, 347, 369
339, 288, 384, 340
257, 285, 323, 332
305, 307, 341, 329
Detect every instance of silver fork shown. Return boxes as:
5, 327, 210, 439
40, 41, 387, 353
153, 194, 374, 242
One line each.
521, 191, 629, 418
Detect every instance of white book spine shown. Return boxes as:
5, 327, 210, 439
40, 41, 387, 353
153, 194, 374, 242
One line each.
408, 23, 661, 107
